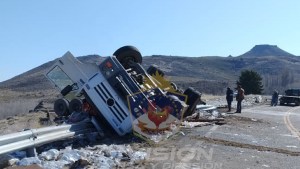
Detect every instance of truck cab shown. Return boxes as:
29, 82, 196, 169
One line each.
46, 52, 137, 135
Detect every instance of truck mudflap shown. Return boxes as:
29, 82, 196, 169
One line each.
127, 88, 188, 143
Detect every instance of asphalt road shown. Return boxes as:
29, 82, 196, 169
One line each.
145, 104, 300, 169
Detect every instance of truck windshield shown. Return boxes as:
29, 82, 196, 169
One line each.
46, 66, 74, 90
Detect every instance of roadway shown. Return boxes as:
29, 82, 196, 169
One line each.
145, 104, 300, 169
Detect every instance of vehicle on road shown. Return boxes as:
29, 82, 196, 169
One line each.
279, 89, 300, 106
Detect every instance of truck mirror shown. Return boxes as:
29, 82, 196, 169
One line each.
61, 85, 73, 96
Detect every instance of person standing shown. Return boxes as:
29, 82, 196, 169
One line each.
271, 90, 279, 106
226, 87, 233, 112
235, 85, 245, 113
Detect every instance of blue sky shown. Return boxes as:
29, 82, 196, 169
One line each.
0, 0, 300, 82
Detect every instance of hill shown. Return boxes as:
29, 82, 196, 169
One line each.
1, 45, 300, 98
1, 45, 300, 119
240, 44, 295, 57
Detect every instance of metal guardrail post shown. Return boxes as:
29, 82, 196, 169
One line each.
26, 147, 37, 157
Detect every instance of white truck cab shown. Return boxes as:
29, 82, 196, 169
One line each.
46, 52, 135, 135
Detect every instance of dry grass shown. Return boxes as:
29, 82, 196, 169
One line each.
0, 97, 55, 135
0, 89, 57, 135
0, 98, 41, 119
0, 88, 58, 120
0, 111, 49, 135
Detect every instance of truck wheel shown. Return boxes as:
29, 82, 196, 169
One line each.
69, 98, 83, 113
280, 102, 284, 106
183, 87, 202, 118
54, 98, 69, 116
113, 46, 142, 69
147, 65, 165, 77
295, 100, 300, 106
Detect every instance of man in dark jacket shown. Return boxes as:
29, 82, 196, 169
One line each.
271, 90, 279, 106
226, 87, 233, 112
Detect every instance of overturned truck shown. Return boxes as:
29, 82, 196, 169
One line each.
46, 46, 202, 140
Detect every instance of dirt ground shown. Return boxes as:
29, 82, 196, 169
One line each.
0, 111, 56, 135
3, 95, 299, 169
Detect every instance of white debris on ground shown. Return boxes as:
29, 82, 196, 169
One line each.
181, 104, 226, 128
181, 121, 211, 128
204, 94, 266, 108
181, 95, 266, 127
181, 95, 267, 130
147, 122, 181, 143
7, 144, 147, 169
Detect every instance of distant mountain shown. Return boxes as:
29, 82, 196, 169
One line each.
240, 44, 295, 57
1, 45, 300, 97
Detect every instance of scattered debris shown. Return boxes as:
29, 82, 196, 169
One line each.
34, 101, 45, 112
29, 101, 52, 113
40, 149, 60, 161
181, 121, 211, 128
17, 157, 42, 166
6, 144, 147, 169
67, 111, 89, 123
255, 95, 262, 103
184, 104, 225, 124
251, 118, 258, 122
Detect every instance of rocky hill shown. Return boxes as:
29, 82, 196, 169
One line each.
240, 44, 295, 57
0, 45, 300, 98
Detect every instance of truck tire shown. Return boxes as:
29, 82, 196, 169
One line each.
69, 98, 83, 113
295, 100, 300, 106
113, 46, 142, 69
147, 65, 164, 77
183, 87, 201, 118
54, 98, 69, 116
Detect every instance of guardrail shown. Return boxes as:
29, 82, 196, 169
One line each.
0, 121, 95, 155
